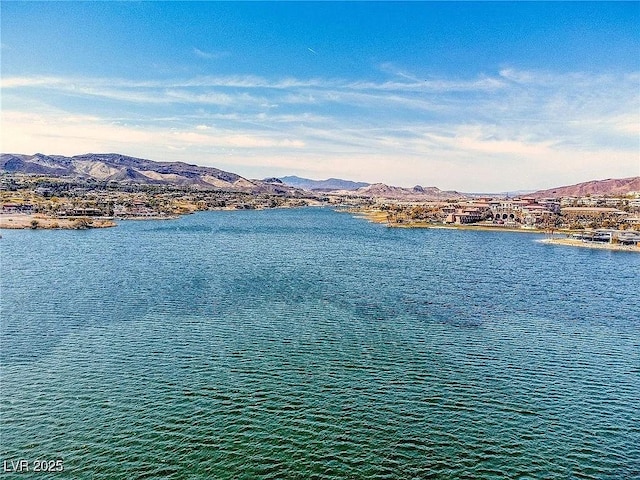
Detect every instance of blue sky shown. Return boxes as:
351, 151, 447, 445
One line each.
1, 1, 639, 191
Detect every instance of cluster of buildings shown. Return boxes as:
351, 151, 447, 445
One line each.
1, 202, 34, 214
571, 229, 640, 246
2, 172, 639, 236
0, 176, 315, 221
1, 197, 167, 219
443, 197, 561, 227
441, 196, 638, 230
376, 193, 640, 235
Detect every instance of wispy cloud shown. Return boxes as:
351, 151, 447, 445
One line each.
1, 110, 305, 154
379, 62, 421, 82
2, 67, 638, 190
192, 47, 229, 60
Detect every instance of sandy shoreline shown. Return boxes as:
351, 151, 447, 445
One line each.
0, 214, 116, 230
538, 237, 640, 252
0, 205, 307, 230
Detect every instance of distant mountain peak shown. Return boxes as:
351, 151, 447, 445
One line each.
351, 183, 462, 200
279, 175, 370, 191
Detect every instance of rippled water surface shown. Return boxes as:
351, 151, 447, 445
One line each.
1, 208, 639, 479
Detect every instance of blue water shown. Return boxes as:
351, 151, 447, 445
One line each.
1, 208, 639, 478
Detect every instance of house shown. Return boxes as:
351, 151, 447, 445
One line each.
445, 207, 484, 224
1, 203, 34, 214
72, 207, 104, 216
521, 204, 554, 225
1, 203, 20, 214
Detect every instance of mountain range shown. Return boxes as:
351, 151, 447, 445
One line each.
340, 183, 466, 200
0, 153, 295, 194
278, 176, 464, 199
2, 152, 638, 199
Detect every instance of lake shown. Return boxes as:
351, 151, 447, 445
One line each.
1, 208, 639, 478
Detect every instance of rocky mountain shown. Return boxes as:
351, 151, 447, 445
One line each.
344, 183, 465, 200
277, 176, 465, 199
0, 153, 297, 194
279, 175, 370, 191
529, 177, 640, 198
8, 153, 632, 200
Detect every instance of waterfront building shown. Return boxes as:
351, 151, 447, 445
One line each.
521, 204, 555, 226
572, 229, 640, 246
490, 199, 528, 222
438, 201, 485, 224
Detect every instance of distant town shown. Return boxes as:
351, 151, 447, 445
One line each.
368, 194, 640, 231
357, 194, 640, 250
1, 153, 639, 249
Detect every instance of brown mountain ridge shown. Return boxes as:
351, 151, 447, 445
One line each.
0, 153, 297, 195
529, 177, 640, 198
2, 152, 637, 199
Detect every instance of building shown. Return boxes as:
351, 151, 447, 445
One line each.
445, 206, 485, 224
521, 204, 554, 226
1, 203, 34, 214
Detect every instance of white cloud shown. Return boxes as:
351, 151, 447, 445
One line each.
1, 68, 638, 191
0, 110, 305, 155
0, 76, 68, 88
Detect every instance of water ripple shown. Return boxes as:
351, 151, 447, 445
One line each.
1, 209, 639, 478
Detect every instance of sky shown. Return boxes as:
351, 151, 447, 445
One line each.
1, 1, 639, 192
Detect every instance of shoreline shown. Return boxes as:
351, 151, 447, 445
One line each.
351, 209, 640, 251
3, 211, 639, 254
0, 214, 117, 230
538, 237, 640, 253
0, 204, 315, 230
351, 209, 546, 234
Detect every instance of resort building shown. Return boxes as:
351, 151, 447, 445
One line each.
520, 204, 555, 226
445, 207, 484, 224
